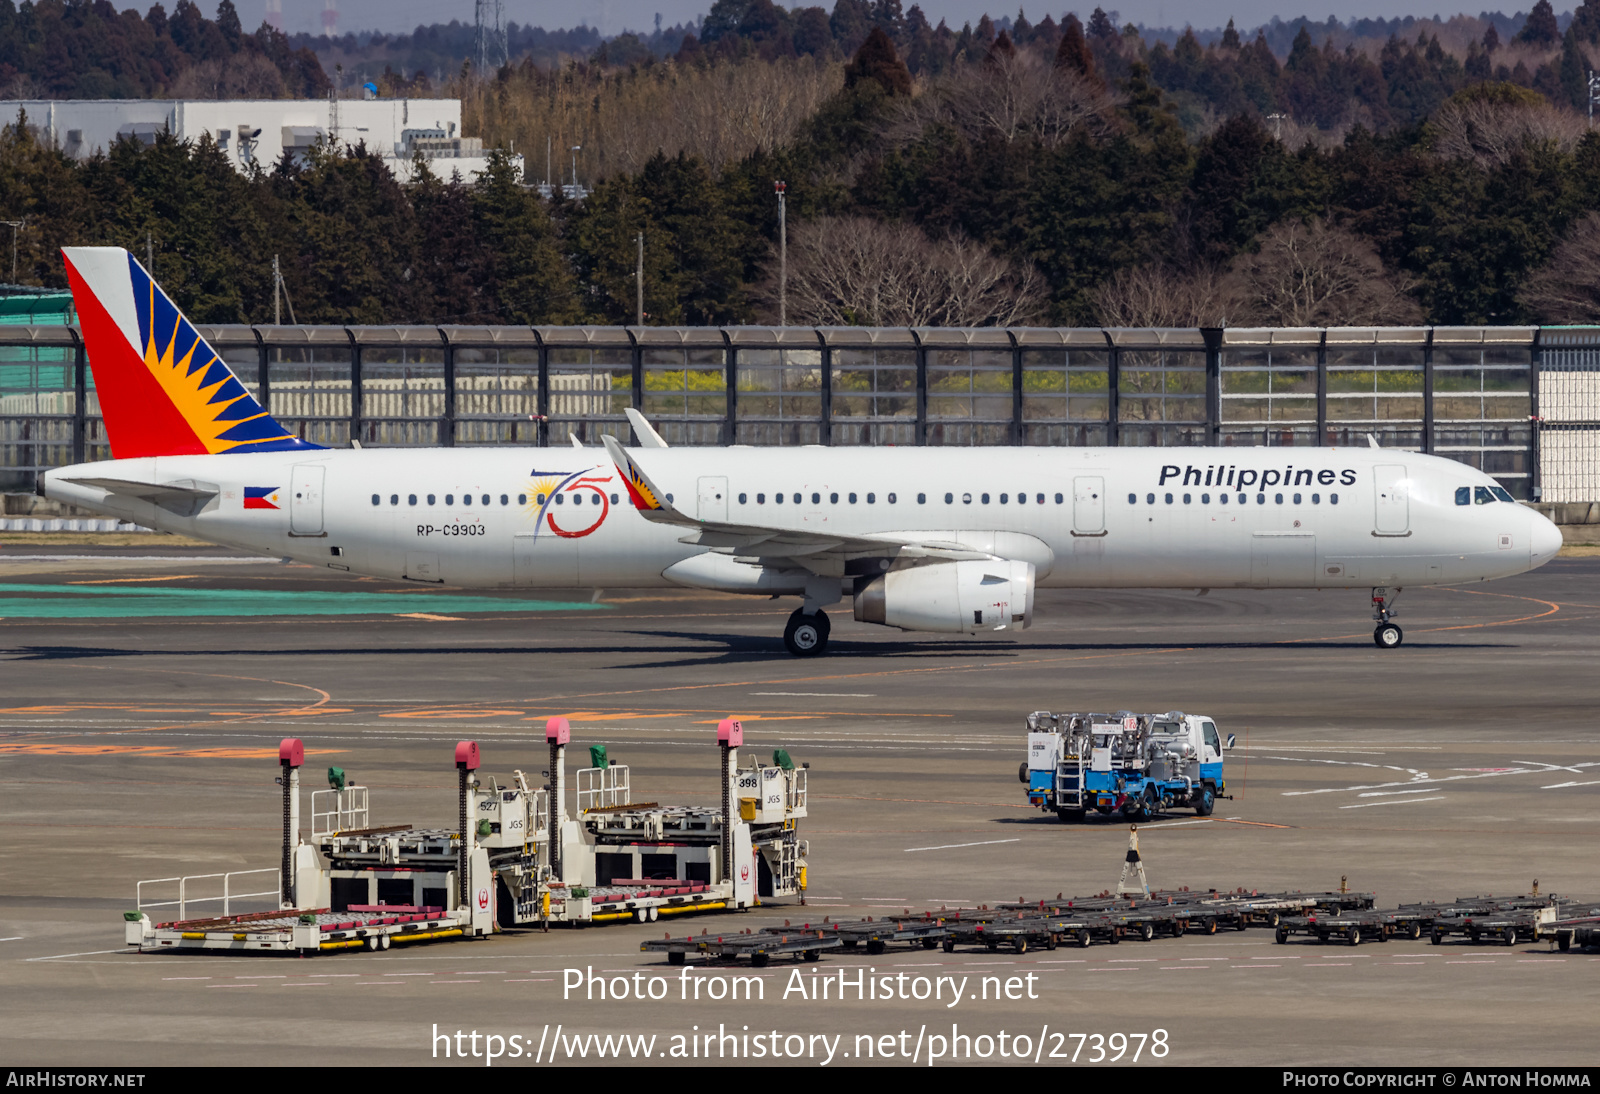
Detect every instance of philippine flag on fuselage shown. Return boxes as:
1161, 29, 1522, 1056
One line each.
244, 486, 281, 510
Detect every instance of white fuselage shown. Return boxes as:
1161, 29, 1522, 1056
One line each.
42, 445, 1561, 592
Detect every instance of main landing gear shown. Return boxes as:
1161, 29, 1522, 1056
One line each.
784, 608, 830, 656
1371, 587, 1403, 649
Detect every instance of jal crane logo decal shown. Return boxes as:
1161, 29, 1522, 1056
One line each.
524, 468, 615, 539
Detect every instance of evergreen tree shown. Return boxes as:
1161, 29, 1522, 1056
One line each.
471, 150, 580, 324
1515, 0, 1560, 47
1559, 27, 1589, 110
843, 25, 912, 96
1055, 13, 1096, 82
1086, 7, 1116, 43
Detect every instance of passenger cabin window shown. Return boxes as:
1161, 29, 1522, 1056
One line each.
409, 494, 418, 505
371, 494, 380, 506
738, 493, 747, 504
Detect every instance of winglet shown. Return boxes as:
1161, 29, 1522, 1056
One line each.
602, 433, 689, 522
1368, 432, 1380, 449
625, 408, 669, 448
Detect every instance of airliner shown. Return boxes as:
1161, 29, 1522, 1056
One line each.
38, 246, 1563, 655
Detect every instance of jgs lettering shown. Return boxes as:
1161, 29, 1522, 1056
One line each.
1158, 464, 1358, 489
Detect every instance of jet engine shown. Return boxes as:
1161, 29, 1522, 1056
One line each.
853, 559, 1035, 634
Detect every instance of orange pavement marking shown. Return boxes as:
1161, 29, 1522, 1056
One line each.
67, 575, 200, 585
0, 743, 344, 759
379, 709, 525, 720
395, 613, 465, 621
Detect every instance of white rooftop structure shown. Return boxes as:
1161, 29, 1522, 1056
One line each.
0, 98, 520, 183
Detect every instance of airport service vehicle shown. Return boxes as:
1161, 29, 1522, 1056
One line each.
124, 718, 810, 953
43, 247, 1564, 656
1021, 711, 1232, 822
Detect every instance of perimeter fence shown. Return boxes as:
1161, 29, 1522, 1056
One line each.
6, 322, 1596, 501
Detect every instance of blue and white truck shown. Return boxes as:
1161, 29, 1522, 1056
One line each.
1020, 711, 1233, 823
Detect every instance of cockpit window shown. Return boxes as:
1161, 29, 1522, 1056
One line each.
1456, 487, 1471, 506
1475, 486, 1495, 505
1491, 486, 1514, 503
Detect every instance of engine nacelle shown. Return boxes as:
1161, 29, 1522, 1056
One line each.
853, 559, 1035, 634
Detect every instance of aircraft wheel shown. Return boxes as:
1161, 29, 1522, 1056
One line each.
784, 610, 828, 657
1374, 623, 1403, 649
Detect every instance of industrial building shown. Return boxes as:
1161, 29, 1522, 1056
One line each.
0, 98, 517, 182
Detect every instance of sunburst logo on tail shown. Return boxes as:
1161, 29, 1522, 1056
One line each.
129, 261, 307, 454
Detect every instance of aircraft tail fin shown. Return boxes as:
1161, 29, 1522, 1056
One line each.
61, 246, 322, 460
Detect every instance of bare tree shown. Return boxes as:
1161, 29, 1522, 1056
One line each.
767, 216, 1046, 327
1429, 95, 1588, 167
171, 56, 287, 100
1093, 263, 1241, 327
465, 57, 841, 179
1520, 211, 1600, 322
1226, 218, 1421, 327
884, 50, 1116, 149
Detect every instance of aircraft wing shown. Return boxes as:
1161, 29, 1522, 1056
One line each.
600, 434, 993, 570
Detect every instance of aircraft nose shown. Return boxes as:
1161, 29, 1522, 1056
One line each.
1530, 510, 1563, 569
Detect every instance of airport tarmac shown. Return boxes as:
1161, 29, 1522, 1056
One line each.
0, 546, 1596, 1067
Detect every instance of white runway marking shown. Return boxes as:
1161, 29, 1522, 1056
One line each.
751, 692, 877, 698
1542, 780, 1600, 789
27, 948, 128, 961
1340, 796, 1446, 809
1141, 819, 1214, 828
903, 839, 1022, 853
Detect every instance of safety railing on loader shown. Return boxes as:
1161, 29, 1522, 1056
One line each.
135, 869, 282, 921
312, 785, 368, 837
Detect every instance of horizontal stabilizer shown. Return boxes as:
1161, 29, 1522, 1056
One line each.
61, 476, 219, 502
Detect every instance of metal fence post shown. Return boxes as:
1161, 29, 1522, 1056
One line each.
1316, 331, 1328, 447
914, 335, 927, 446
1105, 332, 1120, 447
723, 334, 737, 447
347, 332, 362, 446
536, 335, 549, 448
1531, 327, 1543, 502
1422, 328, 1435, 454
1010, 331, 1023, 446
71, 331, 86, 465
441, 330, 456, 447
820, 341, 832, 446
1202, 327, 1223, 445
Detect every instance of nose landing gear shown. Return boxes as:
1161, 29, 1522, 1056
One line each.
783, 608, 830, 656
1371, 587, 1403, 648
